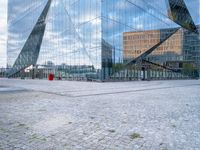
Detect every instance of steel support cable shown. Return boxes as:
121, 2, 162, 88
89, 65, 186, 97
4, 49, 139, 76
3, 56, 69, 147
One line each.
101, 15, 162, 48
110, 27, 180, 77
39, 17, 101, 40
100, 0, 140, 31
141, 0, 173, 22
142, 59, 179, 72
101, 16, 139, 32
126, 0, 171, 26
8, 0, 52, 77
61, 0, 94, 64
60, 0, 94, 65
143, 0, 199, 33
123, 28, 179, 65
9, 1, 47, 27
9, 15, 56, 36
101, 0, 168, 59
101, 0, 173, 46
8, 1, 43, 22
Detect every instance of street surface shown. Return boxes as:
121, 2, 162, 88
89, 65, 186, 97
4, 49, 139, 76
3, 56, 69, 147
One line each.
0, 79, 200, 150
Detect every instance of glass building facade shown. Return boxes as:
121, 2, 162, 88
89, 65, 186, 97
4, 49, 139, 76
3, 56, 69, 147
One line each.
7, 0, 200, 81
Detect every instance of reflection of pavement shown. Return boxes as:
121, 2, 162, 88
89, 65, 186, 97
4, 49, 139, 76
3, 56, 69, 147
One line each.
0, 79, 200, 150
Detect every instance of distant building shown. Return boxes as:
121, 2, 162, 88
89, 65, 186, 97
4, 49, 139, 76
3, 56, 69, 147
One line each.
123, 26, 200, 68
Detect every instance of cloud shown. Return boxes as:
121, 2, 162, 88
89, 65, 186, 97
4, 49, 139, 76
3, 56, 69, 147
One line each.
115, 0, 130, 10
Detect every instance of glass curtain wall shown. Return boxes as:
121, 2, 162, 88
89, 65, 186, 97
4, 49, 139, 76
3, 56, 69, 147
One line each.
7, 0, 200, 80
7, 0, 101, 80
38, 0, 102, 80
101, 0, 176, 80
101, 0, 200, 80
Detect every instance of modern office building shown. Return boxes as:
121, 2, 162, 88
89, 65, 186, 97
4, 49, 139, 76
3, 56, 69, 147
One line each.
7, 0, 200, 81
123, 26, 200, 64
123, 29, 183, 62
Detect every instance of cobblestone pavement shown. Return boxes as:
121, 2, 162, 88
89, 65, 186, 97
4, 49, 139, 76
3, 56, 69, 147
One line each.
0, 79, 200, 150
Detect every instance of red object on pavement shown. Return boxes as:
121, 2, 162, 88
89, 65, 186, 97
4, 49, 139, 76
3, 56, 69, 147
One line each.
48, 74, 54, 81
